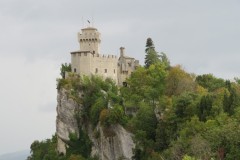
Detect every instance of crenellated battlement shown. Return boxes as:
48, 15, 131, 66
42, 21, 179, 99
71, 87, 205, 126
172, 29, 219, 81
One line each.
71, 51, 117, 59
96, 54, 117, 59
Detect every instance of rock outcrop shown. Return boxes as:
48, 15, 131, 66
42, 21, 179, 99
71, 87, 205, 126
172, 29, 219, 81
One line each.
56, 88, 135, 159
56, 88, 80, 155
89, 124, 135, 160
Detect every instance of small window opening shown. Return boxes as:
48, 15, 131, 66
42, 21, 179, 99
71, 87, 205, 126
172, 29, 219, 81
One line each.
105, 69, 107, 73
95, 68, 98, 73
74, 68, 77, 72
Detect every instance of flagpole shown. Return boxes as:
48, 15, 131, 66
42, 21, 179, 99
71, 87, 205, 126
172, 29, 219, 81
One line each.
87, 20, 90, 27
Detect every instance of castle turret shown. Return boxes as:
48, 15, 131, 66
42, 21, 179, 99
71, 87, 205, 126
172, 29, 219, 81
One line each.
78, 27, 101, 54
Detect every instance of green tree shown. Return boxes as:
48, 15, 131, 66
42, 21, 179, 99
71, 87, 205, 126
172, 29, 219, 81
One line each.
159, 52, 170, 69
90, 97, 107, 126
66, 129, 92, 158
234, 77, 240, 84
196, 74, 225, 92
121, 64, 167, 106
28, 135, 65, 160
198, 94, 213, 121
60, 63, 71, 79
145, 37, 155, 53
166, 65, 196, 96
131, 103, 158, 159
174, 92, 199, 122
223, 81, 240, 115
147, 64, 167, 104
154, 97, 179, 153
203, 114, 240, 159
144, 38, 161, 68
133, 103, 158, 140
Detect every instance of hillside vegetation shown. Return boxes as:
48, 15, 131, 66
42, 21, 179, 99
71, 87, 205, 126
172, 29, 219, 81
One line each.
28, 38, 240, 160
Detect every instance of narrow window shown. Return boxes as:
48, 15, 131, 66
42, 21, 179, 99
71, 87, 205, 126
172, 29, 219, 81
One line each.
114, 69, 115, 73
74, 68, 76, 72
95, 68, 98, 73
105, 69, 107, 73
93, 50, 95, 54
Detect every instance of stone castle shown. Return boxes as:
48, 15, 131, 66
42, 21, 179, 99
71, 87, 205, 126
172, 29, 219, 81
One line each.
70, 27, 139, 85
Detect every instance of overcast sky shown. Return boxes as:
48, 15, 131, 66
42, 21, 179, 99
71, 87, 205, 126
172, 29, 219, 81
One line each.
0, 0, 240, 155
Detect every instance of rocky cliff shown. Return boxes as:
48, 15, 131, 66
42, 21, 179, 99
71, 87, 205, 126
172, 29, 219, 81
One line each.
56, 88, 135, 160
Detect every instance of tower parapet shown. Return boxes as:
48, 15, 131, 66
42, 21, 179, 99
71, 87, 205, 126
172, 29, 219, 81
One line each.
78, 27, 101, 54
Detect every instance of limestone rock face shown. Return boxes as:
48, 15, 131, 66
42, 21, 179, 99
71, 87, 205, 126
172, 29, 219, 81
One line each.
89, 124, 135, 160
56, 88, 135, 159
56, 88, 80, 155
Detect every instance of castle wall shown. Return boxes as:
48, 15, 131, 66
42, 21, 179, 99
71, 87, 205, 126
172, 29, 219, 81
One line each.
71, 52, 118, 83
92, 54, 118, 83
71, 52, 92, 76
118, 57, 139, 86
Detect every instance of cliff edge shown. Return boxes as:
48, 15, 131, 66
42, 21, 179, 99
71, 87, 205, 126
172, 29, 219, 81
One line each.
56, 81, 135, 160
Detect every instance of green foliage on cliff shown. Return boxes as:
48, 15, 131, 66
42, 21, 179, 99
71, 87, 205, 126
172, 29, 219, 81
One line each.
27, 135, 65, 160
60, 63, 71, 79
67, 129, 92, 158
124, 38, 240, 159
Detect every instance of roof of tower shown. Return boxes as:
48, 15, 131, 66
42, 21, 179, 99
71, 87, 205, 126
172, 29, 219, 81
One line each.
82, 27, 98, 31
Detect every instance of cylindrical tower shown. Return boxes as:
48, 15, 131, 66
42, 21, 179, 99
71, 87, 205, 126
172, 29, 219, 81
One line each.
78, 27, 101, 54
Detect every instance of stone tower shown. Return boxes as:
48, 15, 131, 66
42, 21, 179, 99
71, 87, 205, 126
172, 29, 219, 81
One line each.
71, 27, 118, 82
78, 27, 101, 54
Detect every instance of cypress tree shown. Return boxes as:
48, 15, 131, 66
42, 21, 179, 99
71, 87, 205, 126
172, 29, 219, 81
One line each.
144, 38, 160, 68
